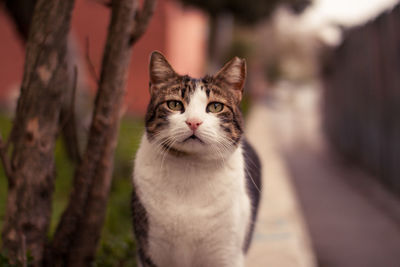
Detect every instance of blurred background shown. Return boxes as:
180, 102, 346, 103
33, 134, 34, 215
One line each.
1, 0, 400, 266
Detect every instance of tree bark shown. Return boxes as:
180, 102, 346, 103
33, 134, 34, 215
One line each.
48, 0, 156, 266
4, 0, 85, 164
1, 0, 75, 265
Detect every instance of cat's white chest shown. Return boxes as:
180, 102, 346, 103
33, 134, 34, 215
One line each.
133, 137, 250, 267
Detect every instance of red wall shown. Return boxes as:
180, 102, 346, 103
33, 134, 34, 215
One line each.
0, 8, 25, 103
0, 0, 169, 115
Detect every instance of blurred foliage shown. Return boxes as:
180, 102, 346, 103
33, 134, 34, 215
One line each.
224, 34, 256, 63
0, 253, 13, 267
0, 251, 33, 267
0, 114, 144, 266
265, 59, 282, 84
179, 0, 311, 24
240, 93, 251, 117
0, 115, 11, 237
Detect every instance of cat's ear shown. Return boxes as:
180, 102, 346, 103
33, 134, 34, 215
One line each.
149, 51, 177, 92
214, 57, 246, 101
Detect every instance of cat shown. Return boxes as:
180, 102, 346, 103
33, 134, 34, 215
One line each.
132, 51, 261, 267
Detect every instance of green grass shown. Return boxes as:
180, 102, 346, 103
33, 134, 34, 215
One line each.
0, 113, 144, 266
0, 115, 12, 236
240, 92, 251, 117
95, 117, 143, 267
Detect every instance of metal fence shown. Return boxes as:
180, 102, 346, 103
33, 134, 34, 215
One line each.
322, 4, 400, 194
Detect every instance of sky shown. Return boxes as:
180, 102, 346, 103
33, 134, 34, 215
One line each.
299, 0, 400, 45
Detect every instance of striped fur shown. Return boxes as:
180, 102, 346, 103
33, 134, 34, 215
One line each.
146, 52, 244, 147
132, 51, 261, 267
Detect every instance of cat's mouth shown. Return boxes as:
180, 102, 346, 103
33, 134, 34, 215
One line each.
183, 134, 204, 144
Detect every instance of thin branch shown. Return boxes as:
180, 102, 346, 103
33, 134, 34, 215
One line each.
21, 233, 27, 267
85, 37, 100, 85
68, 65, 82, 163
90, 0, 156, 45
129, 0, 157, 45
59, 65, 78, 130
70, 66, 78, 127
49, 0, 141, 264
59, 65, 82, 163
70, 65, 82, 162
0, 133, 13, 185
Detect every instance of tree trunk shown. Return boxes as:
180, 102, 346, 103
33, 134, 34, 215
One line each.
48, 0, 156, 266
4, 0, 86, 164
1, 0, 75, 265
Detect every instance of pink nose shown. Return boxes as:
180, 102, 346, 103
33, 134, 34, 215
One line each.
186, 118, 203, 131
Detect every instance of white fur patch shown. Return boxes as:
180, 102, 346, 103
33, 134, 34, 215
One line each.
134, 137, 250, 267
133, 84, 250, 266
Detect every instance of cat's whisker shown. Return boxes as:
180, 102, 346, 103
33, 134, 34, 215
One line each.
155, 131, 189, 170
212, 139, 232, 167
243, 151, 260, 170
157, 137, 175, 158
160, 138, 178, 171
208, 144, 226, 168
133, 52, 261, 266
152, 137, 177, 165
153, 138, 171, 156
244, 167, 261, 194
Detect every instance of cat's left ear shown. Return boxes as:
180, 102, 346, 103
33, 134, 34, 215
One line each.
214, 57, 246, 102
149, 51, 178, 95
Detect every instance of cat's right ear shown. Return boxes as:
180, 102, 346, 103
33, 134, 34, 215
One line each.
149, 51, 177, 94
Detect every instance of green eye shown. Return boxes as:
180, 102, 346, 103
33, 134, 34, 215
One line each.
167, 100, 183, 111
207, 102, 224, 113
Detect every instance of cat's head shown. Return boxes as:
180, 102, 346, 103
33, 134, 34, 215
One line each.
145, 51, 246, 159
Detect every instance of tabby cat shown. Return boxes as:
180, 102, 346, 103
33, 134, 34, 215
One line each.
132, 51, 261, 267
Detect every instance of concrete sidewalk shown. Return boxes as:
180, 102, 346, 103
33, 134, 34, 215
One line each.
246, 83, 400, 267
271, 84, 400, 267
244, 101, 317, 267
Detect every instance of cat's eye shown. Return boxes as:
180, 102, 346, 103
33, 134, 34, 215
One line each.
167, 100, 183, 111
207, 102, 224, 113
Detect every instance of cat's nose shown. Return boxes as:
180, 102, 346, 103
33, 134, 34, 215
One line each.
186, 118, 203, 131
